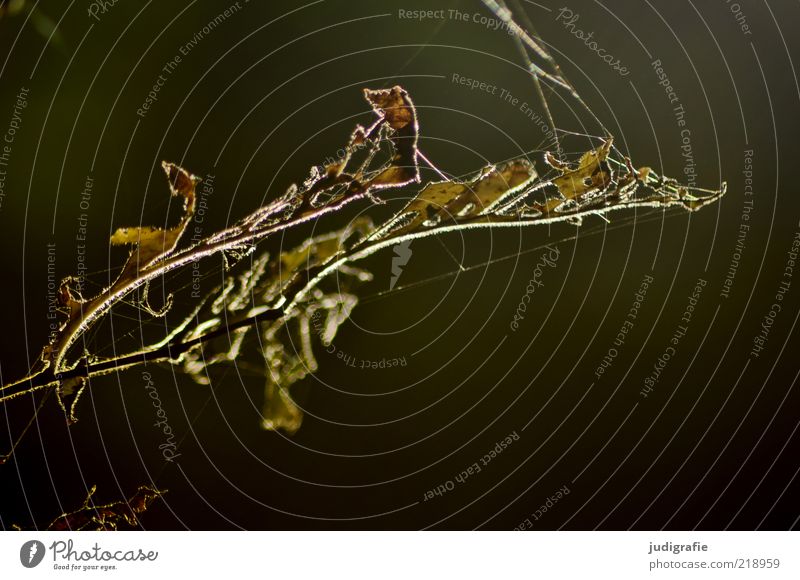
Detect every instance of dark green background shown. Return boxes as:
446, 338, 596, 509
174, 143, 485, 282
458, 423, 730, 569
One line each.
0, 0, 798, 530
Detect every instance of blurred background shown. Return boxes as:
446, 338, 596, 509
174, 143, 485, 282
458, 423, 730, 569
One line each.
0, 0, 798, 530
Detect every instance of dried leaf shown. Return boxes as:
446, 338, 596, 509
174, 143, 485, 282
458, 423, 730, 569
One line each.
56, 376, 86, 425
261, 382, 303, 433
373, 159, 537, 240
278, 216, 373, 284
40, 164, 200, 423
47, 485, 165, 531
109, 162, 198, 278
361, 86, 419, 190
263, 86, 420, 226
2, 87, 725, 449
259, 290, 359, 434
178, 221, 372, 433
546, 138, 613, 200
26, 86, 416, 396
52, 163, 198, 331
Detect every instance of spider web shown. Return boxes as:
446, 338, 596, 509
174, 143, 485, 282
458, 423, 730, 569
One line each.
1, 0, 725, 469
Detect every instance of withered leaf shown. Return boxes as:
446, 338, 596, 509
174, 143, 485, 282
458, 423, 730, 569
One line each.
110, 162, 198, 274
273, 86, 420, 222
179, 221, 371, 434
33, 87, 415, 391
546, 138, 613, 200
261, 379, 303, 434
372, 159, 537, 241
47, 485, 165, 531
56, 376, 86, 425
361, 86, 419, 190
40, 164, 199, 424
278, 216, 373, 283
55, 163, 198, 330
259, 290, 359, 434
6, 86, 725, 449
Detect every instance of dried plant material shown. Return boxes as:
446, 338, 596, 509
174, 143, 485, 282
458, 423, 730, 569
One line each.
278, 217, 374, 285
341, 139, 724, 268
60, 163, 197, 327
55, 376, 86, 425
360, 86, 419, 190
110, 164, 198, 261
258, 288, 361, 433
180, 221, 371, 432
372, 160, 537, 240
1, 81, 725, 448
0, 86, 418, 419
261, 381, 304, 433
47, 485, 165, 531
0, 2, 734, 536
43, 164, 199, 422
546, 138, 613, 200
248, 86, 420, 229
